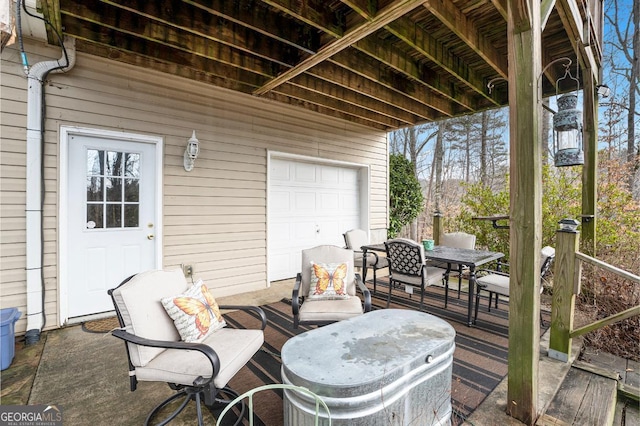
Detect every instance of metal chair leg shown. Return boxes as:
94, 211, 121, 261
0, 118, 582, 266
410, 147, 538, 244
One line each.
373, 267, 377, 294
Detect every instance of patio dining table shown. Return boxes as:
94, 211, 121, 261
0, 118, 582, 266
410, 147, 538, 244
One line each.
361, 243, 504, 326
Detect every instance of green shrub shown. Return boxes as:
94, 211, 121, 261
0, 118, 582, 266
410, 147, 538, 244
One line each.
389, 154, 423, 238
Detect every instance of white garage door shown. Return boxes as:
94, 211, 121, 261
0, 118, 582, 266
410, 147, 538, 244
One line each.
269, 158, 363, 281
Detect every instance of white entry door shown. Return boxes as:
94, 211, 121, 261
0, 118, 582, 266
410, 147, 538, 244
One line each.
269, 158, 362, 281
66, 134, 158, 318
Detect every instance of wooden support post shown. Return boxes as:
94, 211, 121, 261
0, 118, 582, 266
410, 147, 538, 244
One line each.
433, 211, 442, 245
506, 0, 541, 423
549, 222, 580, 362
581, 70, 598, 256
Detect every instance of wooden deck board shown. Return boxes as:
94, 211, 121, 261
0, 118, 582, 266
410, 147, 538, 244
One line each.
542, 367, 617, 425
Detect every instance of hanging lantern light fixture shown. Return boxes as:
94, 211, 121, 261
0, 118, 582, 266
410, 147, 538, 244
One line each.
552, 63, 583, 167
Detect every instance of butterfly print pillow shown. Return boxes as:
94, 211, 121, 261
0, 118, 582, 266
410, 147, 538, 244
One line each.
161, 279, 226, 342
308, 261, 351, 300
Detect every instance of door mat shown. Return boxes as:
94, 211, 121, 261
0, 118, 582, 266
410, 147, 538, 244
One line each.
81, 316, 120, 334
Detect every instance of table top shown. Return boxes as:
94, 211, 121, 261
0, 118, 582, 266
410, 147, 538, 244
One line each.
281, 309, 455, 394
362, 243, 504, 267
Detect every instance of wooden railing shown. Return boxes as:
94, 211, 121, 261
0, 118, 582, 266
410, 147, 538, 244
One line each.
548, 224, 640, 362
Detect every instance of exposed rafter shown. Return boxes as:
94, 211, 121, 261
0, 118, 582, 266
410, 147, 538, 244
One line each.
39, 0, 601, 130
424, 0, 508, 80
253, 0, 429, 96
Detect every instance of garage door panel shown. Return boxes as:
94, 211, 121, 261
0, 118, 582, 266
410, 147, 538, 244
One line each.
271, 159, 290, 180
270, 190, 291, 210
294, 191, 316, 210
270, 222, 290, 247
294, 163, 316, 182
294, 221, 317, 240
342, 168, 358, 184
320, 167, 339, 183
342, 193, 358, 210
320, 192, 340, 211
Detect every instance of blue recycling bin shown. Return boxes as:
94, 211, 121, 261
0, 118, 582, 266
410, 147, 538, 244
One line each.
1, 308, 21, 370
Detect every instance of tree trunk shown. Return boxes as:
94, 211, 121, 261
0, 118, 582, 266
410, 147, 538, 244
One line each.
629, 0, 639, 195
434, 124, 445, 213
481, 111, 489, 185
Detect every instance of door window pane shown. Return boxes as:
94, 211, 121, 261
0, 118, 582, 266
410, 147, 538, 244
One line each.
86, 204, 103, 229
106, 151, 123, 176
86, 148, 141, 230
124, 205, 139, 227
124, 179, 139, 202
106, 177, 123, 202
86, 177, 103, 201
125, 153, 140, 178
87, 149, 104, 175
106, 204, 122, 228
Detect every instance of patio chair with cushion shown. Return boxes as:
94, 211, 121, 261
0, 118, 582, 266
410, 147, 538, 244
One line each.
292, 245, 371, 328
384, 238, 447, 311
438, 232, 477, 306
343, 228, 389, 294
108, 269, 266, 426
474, 246, 556, 324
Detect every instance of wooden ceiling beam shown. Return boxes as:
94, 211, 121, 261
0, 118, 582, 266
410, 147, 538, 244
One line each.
61, 1, 440, 124
343, 3, 499, 107
69, 1, 303, 70
309, 62, 439, 121
41, 0, 63, 44
541, 0, 557, 30
261, 0, 344, 38
491, 0, 508, 20
73, 39, 264, 93
183, 0, 319, 54
329, 50, 456, 117
60, 8, 284, 77
61, 19, 271, 88
290, 73, 420, 125
424, 0, 508, 79
253, 0, 428, 96
263, 91, 389, 130
339, 0, 378, 18
555, 0, 599, 80
354, 36, 477, 111
386, 17, 501, 105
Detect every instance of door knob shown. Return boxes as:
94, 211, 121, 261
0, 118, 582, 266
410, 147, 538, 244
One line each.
147, 234, 155, 240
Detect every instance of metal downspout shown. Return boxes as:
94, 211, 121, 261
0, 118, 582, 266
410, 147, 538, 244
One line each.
25, 36, 76, 343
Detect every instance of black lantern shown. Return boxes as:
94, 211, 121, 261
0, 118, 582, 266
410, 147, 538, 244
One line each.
552, 65, 583, 167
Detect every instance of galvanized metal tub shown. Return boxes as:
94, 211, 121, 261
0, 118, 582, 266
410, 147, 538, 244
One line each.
281, 309, 455, 425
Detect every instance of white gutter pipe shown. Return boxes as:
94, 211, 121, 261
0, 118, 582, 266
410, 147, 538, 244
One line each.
25, 36, 75, 343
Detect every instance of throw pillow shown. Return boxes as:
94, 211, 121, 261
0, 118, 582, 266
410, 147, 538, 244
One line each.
308, 261, 350, 300
161, 279, 226, 342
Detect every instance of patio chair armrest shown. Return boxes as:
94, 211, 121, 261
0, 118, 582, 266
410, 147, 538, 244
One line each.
219, 305, 267, 330
292, 273, 303, 316
355, 273, 372, 312
368, 250, 380, 264
111, 329, 220, 387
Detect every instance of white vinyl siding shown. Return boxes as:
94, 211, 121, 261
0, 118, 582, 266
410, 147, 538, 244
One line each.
0, 39, 388, 332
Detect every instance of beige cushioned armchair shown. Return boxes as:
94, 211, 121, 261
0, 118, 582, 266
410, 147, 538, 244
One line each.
292, 245, 371, 328
108, 269, 266, 426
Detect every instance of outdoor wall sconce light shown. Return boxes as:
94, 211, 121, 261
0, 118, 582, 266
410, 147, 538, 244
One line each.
183, 130, 199, 172
597, 84, 611, 98
552, 61, 583, 167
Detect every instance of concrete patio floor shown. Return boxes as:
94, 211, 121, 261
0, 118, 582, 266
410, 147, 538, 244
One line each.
0, 278, 609, 425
